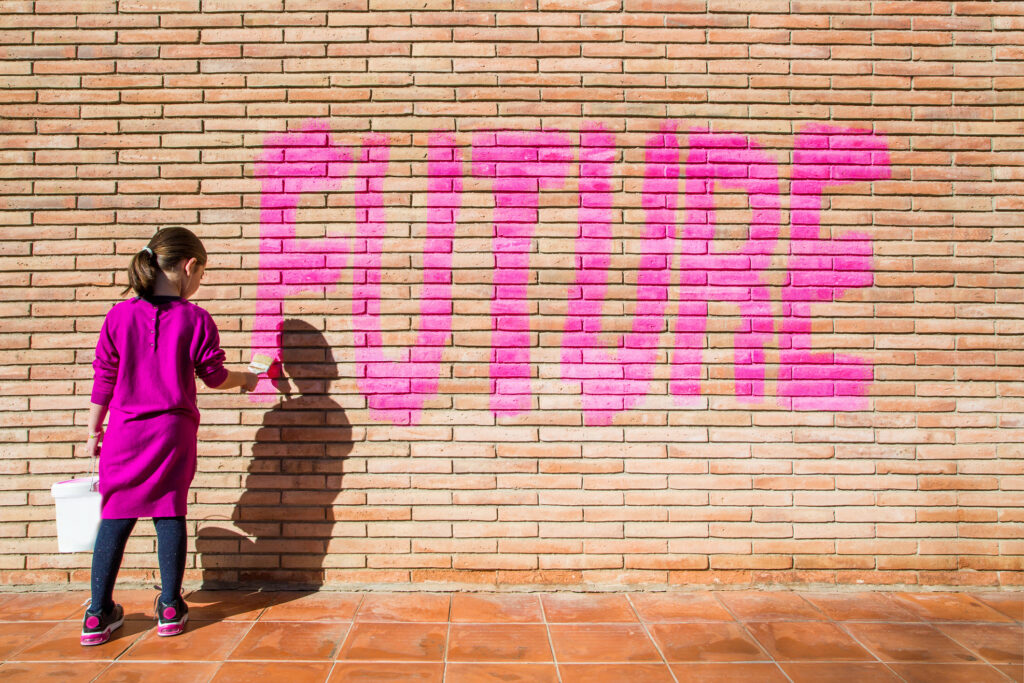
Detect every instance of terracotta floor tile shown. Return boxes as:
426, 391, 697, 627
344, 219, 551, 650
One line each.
745, 621, 873, 662
450, 593, 543, 623
996, 663, 1024, 683
845, 622, 983, 663
0, 661, 109, 682
447, 623, 552, 662
355, 593, 450, 622
716, 591, 825, 621
630, 593, 734, 622
258, 593, 361, 622
120, 620, 251, 661
888, 663, 1012, 683
93, 661, 220, 682
779, 662, 902, 683
802, 592, 922, 622
446, 663, 560, 682
181, 590, 275, 621
541, 593, 637, 623
668, 662, 789, 682
648, 622, 767, 662
227, 621, 349, 660
937, 623, 1024, 665
10, 619, 151, 661
548, 624, 660, 662
0, 622, 58, 659
326, 662, 444, 682
973, 592, 1024, 622
890, 592, 1014, 623
212, 661, 334, 683
558, 663, 676, 683
0, 592, 89, 621
336, 622, 446, 661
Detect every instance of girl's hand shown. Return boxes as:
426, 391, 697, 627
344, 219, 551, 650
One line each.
243, 371, 259, 393
84, 428, 103, 458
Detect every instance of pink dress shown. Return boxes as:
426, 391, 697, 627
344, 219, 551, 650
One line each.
91, 296, 228, 519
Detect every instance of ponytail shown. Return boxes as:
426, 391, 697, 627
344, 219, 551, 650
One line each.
125, 248, 160, 298
122, 226, 208, 298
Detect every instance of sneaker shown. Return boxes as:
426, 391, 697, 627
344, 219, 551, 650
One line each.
155, 594, 189, 637
80, 603, 124, 646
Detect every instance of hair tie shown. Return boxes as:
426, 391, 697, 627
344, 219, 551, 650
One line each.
143, 246, 154, 257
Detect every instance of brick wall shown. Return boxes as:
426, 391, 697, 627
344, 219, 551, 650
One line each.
1, 0, 1022, 591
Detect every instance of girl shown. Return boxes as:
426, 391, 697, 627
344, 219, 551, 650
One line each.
81, 226, 258, 646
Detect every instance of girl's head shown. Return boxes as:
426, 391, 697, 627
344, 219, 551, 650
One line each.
124, 226, 207, 300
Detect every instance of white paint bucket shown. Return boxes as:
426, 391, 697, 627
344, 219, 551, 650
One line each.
50, 476, 101, 553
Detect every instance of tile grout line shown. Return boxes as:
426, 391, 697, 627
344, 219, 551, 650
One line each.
802, 592, 911, 683
624, 592, 681, 683
845, 591, 1020, 681
709, 590, 795, 683
332, 591, 366, 663
927, 619, 1019, 680
969, 592, 1024, 624
897, 591, 1024, 672
538, 595, 564, 683
218, 604, 262, 666
322, 595, 363, 681
443, 593, 451, 682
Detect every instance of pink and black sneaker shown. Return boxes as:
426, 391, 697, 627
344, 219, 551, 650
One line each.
81, 603, 124, 646
155, 594, 189, 637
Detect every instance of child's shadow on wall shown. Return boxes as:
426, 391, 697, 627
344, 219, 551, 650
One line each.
196, 319, 351, 602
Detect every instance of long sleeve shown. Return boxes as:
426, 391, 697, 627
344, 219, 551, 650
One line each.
194, 309, 228, 389
91, 311, 119, 405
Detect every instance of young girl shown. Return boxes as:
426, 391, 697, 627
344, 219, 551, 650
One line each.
81, 226, 258, 646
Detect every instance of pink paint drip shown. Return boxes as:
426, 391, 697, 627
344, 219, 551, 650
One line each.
472, 131, 573, 415
561, 123, 677, 425
778, 123, 891, 410
673, 129, 781, 404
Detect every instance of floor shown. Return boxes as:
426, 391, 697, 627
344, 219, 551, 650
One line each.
0, 590, 1020, 682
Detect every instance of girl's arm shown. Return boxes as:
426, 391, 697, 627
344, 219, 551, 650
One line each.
88, 401, 108, 433
210, 370, 259, 392
85, 401, 108, 458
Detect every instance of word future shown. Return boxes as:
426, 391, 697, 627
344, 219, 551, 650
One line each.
251, 119, 890, 425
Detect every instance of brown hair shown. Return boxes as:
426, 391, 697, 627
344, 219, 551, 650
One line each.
123, 226, 207, 298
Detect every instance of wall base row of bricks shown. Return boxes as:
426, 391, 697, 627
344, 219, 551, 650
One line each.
3, 569, 1022, 593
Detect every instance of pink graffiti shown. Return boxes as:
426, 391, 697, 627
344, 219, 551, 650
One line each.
778, 124, 890, 410
673, 128, 781, 405
251, 119, 890, 425
562, 123, 676, 425
353, 134, 462, 424
472, 131, 573, 415
252, 120, 352, 398
562, 124, 782, 426
252, 121, 462, 425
